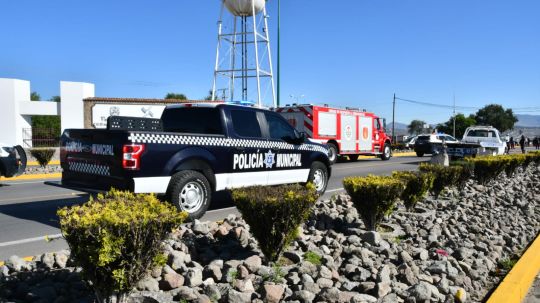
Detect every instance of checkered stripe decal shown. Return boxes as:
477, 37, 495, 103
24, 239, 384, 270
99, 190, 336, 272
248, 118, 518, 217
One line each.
128, 133, 328, 155
68, 162, 110, 176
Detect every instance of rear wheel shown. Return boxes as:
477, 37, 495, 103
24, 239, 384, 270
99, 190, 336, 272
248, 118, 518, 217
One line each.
348, 154, 359, 162
169, 170, 211, 220
307, 161, 328, 195
327, 143, 338, 165
380, 143, 392, 160
416, 152, 424, 157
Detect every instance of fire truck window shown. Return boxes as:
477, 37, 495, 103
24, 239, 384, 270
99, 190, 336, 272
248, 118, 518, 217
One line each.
231, 110, 262, 138
265, 113, 297, 141
375, 119, 381, 130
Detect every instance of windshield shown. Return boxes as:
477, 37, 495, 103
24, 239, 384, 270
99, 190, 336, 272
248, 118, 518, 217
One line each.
466, 129, 497, 138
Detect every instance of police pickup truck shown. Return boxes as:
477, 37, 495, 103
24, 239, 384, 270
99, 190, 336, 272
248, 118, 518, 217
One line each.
60, 102, 331, 219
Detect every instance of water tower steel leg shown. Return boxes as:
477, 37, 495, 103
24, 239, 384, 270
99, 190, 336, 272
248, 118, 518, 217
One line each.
252, 2, 262, 107
212, 3, 225, 101
263, 6, 276, 108
230, 16, 238, 102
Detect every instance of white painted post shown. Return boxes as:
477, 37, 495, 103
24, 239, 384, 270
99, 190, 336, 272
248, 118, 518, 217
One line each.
60, 81, 94, 132
0, 78, 32, 146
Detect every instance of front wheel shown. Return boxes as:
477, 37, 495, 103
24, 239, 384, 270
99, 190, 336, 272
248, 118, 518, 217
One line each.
307, 161, 329, 195
169, 170, 212, 220
416, 152, 424, 157
380, 143, 392, 161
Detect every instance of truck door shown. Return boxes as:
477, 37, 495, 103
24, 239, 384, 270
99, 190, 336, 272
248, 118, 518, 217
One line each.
340, 114, 357, 153
263, 112, 311, 185
358, 116, 373, 151
373, 118, 382, 152
225, 108, 269, 188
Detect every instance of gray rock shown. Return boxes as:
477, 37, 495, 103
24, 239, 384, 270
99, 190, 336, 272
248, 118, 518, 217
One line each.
203, 284, 221, 302
377, 265, 391, 283
237, 265, 249, 279
303, 282, 321, 294
380, 293, 399, 303
243, 255, 262, 273
203, 264, 223, 282
358, 281, 376, 293
298, 261, 318, 276
128, 291, 173, 303
317, 277, 333, 289
197, 294, 212, 303
173, 286, 199, 301
318, 265, 333, 280
361, 231, 381, 246
408, 282, 432, 302
169, 251, 190, 270
6, 255, 27, 271
283, 251, 302, 264
376, 282, 391, 298
54, 251, 69, 269
233, 279, 254, 293
40, 253, 55, 269
193, 219, 210, 234
0, 265, 8, 277
397, 264, 418, 285
351, 293, 378, 303
159, 272, 184, 290
454, 247, 474, 261
186, 268, 203, 287
227, 289, 253, 303
287, 272, 301, 285
294, 290, 315, 303
263, 284, 285, 303
427, 261, 447, 274
137, 276, 159, 292
417, 249, 429, 261
399, 251, 413, 264
319, 287, 341, 302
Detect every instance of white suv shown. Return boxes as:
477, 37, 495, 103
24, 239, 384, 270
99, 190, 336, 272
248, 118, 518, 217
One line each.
461, 126, 506, 156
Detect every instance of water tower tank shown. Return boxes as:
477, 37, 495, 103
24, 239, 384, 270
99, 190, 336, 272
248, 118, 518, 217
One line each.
224, 0, 265, 16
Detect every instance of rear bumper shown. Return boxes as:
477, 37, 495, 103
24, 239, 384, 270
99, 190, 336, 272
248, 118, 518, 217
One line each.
0, 155, 18, 178
62, 171, 134, 192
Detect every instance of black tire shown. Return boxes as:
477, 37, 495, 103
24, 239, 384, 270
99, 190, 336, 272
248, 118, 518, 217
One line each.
307, 161, 329, 195
380, 143, 392, 161
168, 170, 212, 220
348, 154, 359, 162
416, 151, 424, 157
327, 143, 338, 165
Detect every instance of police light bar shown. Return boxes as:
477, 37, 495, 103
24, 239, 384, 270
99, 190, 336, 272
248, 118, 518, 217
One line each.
227, 100, 256, 107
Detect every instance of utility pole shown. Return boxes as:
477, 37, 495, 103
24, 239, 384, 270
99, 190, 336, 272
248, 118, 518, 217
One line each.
276, 0, 281, 107
453, 93, 456, 138
392, 93, 396, 142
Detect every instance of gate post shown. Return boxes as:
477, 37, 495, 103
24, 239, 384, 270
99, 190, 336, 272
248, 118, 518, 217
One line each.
0, 78, 32, 146
60, 81, 94, 132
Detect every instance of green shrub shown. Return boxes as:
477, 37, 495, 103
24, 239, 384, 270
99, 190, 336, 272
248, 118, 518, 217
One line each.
391, 143, 406, 151
304, 251, 322, 266
529, 151, 540, 165
230, 183, 318, 263
57, 189, 187, 302
343, 175, 404, 230
498, 155, 522, 177
450, 160, 474, 189
392, 171, 434, 211
30, 148, 55, 167
466, 156, 505, 185
418, 163, 462, 197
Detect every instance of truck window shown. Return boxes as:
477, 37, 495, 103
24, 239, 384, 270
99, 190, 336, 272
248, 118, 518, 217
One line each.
231, 110, 262, 138
265, 113, 297, 140
375, 119, 381, 130
161, 107, 224, 135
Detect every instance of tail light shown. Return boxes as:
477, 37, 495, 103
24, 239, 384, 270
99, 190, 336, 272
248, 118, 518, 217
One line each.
122, 144, 145, 170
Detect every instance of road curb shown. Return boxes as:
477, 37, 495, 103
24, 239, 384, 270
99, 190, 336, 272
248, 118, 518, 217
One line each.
27, 160, 60, 167
0, 173, 62, 181
487, 232, 540, 303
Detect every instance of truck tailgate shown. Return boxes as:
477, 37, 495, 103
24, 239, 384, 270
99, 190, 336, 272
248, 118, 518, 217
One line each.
60, 129, 133, 191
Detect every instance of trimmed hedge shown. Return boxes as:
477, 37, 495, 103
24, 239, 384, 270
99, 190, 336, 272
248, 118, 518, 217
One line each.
465, 156, 506, 185
57, 190, 187, 302
392, 171, 434, 211
30, 148, 55, 167
230, 183, 318, 263
343, 175, 404, 230
418, 163, 462, 197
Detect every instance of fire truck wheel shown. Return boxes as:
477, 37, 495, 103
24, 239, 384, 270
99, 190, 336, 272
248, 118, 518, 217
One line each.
169, 170, 212, 221
416, 152, 424, 157
307, 161, 328, 195
327, 143, 338, 164
381, 143, 392, 160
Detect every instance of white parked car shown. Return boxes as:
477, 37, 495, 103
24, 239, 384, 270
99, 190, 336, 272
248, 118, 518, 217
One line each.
461, 126, 506, 156
0, 143, 26, 178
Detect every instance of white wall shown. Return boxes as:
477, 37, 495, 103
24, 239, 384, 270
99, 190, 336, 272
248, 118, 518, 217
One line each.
0, 78, 94, 146
60, 81, 94, 132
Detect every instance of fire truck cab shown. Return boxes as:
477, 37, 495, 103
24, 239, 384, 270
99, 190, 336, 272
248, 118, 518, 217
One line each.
276, 104, 392, 164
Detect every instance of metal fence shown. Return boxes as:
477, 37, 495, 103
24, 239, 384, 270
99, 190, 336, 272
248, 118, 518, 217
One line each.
22, 128, 60, 148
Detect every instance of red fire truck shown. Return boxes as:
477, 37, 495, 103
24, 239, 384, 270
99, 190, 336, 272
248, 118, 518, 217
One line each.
276, 104, 392, 164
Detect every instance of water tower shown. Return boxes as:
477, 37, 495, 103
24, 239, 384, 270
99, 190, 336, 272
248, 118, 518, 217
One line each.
212, 0, 276, 107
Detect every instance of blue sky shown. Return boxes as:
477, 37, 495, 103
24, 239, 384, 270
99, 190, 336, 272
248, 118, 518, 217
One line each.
1, 0, 539, 124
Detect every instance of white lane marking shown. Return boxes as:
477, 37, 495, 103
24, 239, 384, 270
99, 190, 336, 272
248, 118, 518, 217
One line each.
325, 188, 344, 193
0, 180, 47, 185
0, 193, 84, 203
0, 234, 63, 248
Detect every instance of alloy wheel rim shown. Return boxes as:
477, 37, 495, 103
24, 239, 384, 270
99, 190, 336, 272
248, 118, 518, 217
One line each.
313, 169, 325, 191
179, 182, 204, 213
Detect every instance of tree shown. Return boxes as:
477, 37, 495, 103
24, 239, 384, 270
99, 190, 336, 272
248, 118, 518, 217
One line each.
31, 92, 41, 101
408, 120, 427, 135
437, 113, 476, 139
164, 93, 187, 100
49, 96, 61, 102
473, 104, 517, 133
204, 90, 215, 101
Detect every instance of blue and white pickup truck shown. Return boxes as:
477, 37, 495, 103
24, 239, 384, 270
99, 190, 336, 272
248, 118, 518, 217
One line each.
60, 102, 331, 219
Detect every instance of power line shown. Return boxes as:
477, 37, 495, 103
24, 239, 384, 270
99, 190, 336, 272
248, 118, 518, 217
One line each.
395, 96, 540, 112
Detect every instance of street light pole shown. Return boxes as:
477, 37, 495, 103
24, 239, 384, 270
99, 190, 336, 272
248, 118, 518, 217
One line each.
392, 93, 396, 142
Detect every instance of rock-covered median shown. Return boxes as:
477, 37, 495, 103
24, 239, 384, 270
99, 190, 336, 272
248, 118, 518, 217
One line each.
1, 165, 539, 303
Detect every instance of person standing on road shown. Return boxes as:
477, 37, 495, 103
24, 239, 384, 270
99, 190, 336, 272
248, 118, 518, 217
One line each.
534, 137, 539, 150
510, 136, 515, 149
519, 135, 526, 154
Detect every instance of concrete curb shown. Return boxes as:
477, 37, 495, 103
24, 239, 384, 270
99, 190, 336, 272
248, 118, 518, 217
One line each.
0, 256, 34, 267
487, 232, 540, 303
0, 173, 62, 181
27, 160, 60, 167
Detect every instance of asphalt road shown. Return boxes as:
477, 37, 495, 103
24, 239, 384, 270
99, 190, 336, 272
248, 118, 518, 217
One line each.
0, 155, 428, 260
